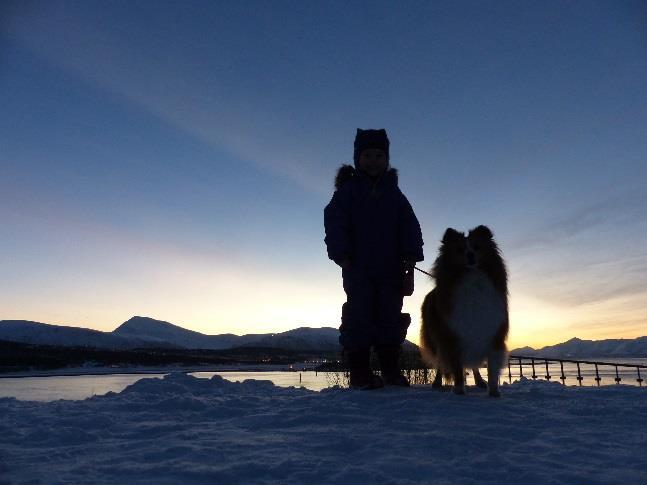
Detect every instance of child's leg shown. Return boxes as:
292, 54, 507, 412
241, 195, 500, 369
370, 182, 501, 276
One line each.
374, 279, 406, 347
374, 279, 409, 386
341, 271, 382, 389
340, 270, 376, 351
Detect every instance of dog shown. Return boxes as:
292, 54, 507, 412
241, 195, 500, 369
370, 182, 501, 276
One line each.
420, 225, 509, 397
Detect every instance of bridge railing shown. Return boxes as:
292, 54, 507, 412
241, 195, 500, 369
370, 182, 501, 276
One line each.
324, 352, 647, 388
507, 355, 645, 387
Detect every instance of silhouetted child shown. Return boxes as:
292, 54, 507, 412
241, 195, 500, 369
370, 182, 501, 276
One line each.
324, 128, 424, 389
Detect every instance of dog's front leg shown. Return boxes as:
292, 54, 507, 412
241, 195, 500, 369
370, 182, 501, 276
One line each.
452, 364, 465, 395
487, 350, 505, 397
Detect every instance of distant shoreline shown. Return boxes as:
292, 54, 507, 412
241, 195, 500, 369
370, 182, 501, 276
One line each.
0, 363, 323, 379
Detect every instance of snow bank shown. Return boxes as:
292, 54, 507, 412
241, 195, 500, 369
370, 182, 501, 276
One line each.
1, 375, 645, 484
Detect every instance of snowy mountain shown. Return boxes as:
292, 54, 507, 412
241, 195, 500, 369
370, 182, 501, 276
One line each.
4, 318, 643, 356
511, 336, 647, 358
0, 317, 353, 351
111, 317, 418, 352
0, 320, 151, 350
238, 327, 341, 351
113, 317, 338, 351
112, 316, 262, 350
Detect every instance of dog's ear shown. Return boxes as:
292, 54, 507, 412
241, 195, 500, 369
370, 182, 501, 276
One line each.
442, 228, 463, 244
470, 225, 494, 239
470, 225, 493, 240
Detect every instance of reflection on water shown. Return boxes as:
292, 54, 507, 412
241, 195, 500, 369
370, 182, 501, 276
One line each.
0, 374, 167, 402
0, 371, 335, 402
1, 359, 645, 402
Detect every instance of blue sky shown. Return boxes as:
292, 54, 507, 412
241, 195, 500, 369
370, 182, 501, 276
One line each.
1, 0, 646, 347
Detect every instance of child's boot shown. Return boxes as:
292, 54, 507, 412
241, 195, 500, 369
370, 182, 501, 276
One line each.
347, 349, 384, 390
376, 345, 410, 386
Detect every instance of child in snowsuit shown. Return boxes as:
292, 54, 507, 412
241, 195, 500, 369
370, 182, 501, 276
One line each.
324, 128, 424, 389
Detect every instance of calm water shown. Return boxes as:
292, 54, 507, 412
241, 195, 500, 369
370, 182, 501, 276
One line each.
1, 359, 645, 402
0, 371, 336, 402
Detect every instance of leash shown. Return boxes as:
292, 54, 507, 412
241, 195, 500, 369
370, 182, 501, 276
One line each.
413, 266, 432, 278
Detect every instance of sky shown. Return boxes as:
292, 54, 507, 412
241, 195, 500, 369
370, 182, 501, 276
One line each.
1, 0, 646, 348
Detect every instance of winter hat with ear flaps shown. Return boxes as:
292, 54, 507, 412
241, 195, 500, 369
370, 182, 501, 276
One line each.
353, 128, 390, 168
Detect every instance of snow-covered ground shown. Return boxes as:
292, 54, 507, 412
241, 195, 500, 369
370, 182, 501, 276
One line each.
1, 375, 645, 484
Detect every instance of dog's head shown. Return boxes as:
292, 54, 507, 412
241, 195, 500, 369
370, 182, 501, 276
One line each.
439, 225, 500, 270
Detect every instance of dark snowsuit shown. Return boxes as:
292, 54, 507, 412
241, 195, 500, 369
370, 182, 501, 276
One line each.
324, 165, 424, 351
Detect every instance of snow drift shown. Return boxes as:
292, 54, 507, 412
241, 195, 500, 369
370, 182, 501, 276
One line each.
1, 375, 645, 484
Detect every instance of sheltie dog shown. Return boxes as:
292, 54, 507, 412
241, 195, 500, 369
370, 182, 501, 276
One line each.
420, 225, 509, 397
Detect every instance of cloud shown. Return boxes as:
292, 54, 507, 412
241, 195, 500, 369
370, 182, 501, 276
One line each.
503, 190, 647, 341
508, 189, 647, 253
5, 4, 330, 195
562, 298, 647, 339
506, 187, 647, 306
519, 254, 647, 306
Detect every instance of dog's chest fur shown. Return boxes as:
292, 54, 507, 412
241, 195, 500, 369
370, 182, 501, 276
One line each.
447, 269, 506, 365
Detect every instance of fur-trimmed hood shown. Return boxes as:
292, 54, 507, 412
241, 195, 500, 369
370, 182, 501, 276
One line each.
334, 164, 399, 190
324, 162, 424, 274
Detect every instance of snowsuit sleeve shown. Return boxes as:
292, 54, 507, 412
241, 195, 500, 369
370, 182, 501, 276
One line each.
399, 192, 424, 262
324, 185, 352, 265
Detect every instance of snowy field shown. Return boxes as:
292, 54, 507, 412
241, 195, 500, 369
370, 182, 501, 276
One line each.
1, 374, 646, 484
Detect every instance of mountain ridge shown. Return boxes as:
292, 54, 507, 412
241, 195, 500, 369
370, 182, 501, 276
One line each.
0, 317, 349, 352
511, 336, 647, 358
3, 317, 645, 356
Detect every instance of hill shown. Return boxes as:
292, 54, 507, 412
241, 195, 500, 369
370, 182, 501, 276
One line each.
1, 316, 420, 352
0, 320, 151, 350
113, 316, 341, 351
511, 336, 647, 358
